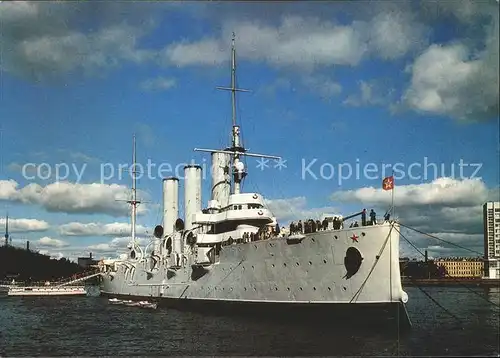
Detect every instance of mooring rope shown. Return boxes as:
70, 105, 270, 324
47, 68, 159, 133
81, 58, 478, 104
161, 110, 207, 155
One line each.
395, 226, 500, 309
349, 224, 394, 303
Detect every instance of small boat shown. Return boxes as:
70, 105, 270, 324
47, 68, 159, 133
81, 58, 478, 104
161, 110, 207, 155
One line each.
138, 301, 157, 309
108, 298, 122, 304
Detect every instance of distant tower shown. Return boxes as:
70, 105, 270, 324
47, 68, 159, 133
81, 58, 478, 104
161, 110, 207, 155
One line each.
424, 249, 428, 263
4, 213, 9, 247
483, 201, 500, 279
26, 240, 30, 251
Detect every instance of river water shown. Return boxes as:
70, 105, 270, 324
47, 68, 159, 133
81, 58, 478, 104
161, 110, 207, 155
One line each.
0, 286, 499, 356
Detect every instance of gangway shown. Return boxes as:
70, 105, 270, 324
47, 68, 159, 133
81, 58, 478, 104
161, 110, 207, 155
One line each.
55, 271, 103, 287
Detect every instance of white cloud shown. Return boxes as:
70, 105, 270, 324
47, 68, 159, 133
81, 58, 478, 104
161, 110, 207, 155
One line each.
265, 196, 339, 223
0, 2, 156, 81
59, 221, 148, 237
367, 10, 429, 60
164, 38, 227, 67
162, 13, 426, 70
87, 237, 150, 258
330, 177, 490, 208
343, 80, 393, 107
301, 75, 342, 99
37, 250, 65, 260
135, 123, 156, 148
0, 179, 149, 217
140, 77, 176, 91
37, 236, 69, 248
402, 7, 498, 121
0, 217, 49, 232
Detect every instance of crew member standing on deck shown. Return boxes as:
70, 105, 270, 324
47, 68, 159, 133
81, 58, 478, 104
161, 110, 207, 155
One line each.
370, 209, 377, 225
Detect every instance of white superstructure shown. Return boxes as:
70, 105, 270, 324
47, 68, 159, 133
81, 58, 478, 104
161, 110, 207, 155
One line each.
99, 34, 410, 328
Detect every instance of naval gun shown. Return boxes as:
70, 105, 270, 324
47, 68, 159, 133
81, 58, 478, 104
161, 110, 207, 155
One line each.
341, 209, 367, 226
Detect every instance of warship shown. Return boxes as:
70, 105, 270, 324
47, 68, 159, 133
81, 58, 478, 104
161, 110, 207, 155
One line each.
99, 35, 411, 327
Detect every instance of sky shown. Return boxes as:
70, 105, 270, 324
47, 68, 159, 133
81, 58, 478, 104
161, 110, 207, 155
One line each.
0, 0, 499, 262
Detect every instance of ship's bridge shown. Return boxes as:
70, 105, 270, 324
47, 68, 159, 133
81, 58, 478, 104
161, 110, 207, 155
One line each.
193, 193, 273, 225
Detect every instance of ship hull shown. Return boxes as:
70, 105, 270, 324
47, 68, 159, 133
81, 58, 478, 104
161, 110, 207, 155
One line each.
101, 290, 410, 329
100, 223, 410, 327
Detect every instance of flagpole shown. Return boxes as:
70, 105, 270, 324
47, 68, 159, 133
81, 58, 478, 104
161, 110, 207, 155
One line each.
392, 170, 395, 220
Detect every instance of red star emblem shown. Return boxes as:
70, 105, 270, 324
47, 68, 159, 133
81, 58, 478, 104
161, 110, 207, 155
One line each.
350, 234, 359, 242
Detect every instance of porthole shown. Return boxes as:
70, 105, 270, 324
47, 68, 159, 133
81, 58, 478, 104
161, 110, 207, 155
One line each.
343, 286, 347, 291
308, 261, 312, 265
328, 287, 332, 291
323, 259, 327, 264
244, 287, 247, 291
334, 235, 338, 240
313, 287, 316, 290
299, 287, 303, 290
287, 287, 290, 291
311, 238, 315, 242
271, 264, 275, 268
275, 287, 278, 291
296, 262, 300, 266
283, 262, 287, 267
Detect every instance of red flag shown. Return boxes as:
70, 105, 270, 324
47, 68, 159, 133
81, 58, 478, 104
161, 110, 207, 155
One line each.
382, 176, 394, 191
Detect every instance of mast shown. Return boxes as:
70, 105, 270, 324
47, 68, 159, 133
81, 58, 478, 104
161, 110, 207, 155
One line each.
127, 135, 140, 246
4, 212, 8, 246
196, 33, 281, 195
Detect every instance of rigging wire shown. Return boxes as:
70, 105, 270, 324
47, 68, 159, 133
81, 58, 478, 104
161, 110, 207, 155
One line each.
393, 227, 466, 324
399, 222, 484, 257
411, 280, 463, 325
395, 226, 500, 309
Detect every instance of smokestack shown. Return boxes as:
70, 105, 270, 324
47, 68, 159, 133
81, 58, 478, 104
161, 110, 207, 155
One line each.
26, 241, 30, 251
184, 165, 202, 231
90, 252, 93, 260
163, 177, 179, 235
425, 250, 428, 263
211, 152, 231, 208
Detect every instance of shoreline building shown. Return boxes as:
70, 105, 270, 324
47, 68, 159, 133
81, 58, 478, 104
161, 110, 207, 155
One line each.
483, 201, 500, 279
77, 252, 99, 270
435, 257, 483, 278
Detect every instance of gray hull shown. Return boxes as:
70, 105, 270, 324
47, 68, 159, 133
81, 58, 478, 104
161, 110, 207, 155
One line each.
100, 223, 410, 326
